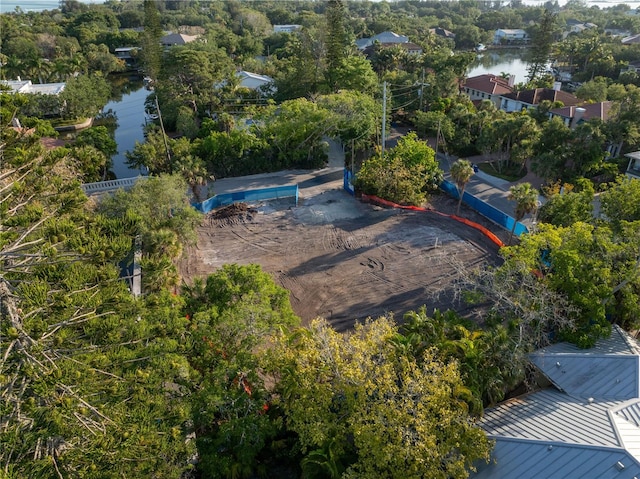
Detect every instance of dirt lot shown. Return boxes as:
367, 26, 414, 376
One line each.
179, 177, 507, 331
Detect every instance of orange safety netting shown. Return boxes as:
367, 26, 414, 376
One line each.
361, 194, 504, 248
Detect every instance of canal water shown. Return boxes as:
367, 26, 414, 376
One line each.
468, 50, 531, 84
103, 77, 150, 179
100, 51, 530, 179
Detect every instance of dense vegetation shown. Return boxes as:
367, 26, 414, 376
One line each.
2, 0, 640, 477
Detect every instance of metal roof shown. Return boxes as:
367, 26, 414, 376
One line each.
530, 326, 640, 400
481, 389, 622, 447
473, 438, 640, 479
472, 326, 640, 478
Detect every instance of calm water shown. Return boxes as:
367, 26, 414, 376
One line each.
2, 0, 639, 12
103, 80, 150, 179
468, 51, 531, 84
1, 0, 104, 13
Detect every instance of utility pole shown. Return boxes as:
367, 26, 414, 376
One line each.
381, 81, 387, 157
155, 95, 171, 166
419, 68, 425, 112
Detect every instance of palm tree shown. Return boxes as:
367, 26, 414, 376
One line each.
450, 159, 475, 215
507, 182, 539, 245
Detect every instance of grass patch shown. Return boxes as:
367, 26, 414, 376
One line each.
477, 162, 527, 182
50, 117, 90, 127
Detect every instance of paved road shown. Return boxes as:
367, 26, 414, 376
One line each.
210, 138, 345, 199
211, 133, 547, 230
438, 154, 545, 229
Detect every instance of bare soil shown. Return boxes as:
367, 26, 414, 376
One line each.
179, 183, 508, 331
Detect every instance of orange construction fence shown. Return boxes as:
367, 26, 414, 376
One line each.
361, 194, 504, 248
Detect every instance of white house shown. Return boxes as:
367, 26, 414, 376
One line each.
493, 29, 529, 45
460, 74, 515, 108
2, 79, 65, 95
568, 21, 598, 36
236, 70, 276, 95
549, 101, 612, 128
356, 31, 409, 50
273, 25, 301, 33
216, 71, 276, 97
473, 325, 640, 479
499, 87, 580, 113
626, 151, 640, 179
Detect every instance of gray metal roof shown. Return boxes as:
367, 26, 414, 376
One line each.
531, 354, 639, 400
473, 438, 640, 479
530, 326, 640, 400
472, 326, 640, 478
481, 388, 622, 447
535, 326, 640, 356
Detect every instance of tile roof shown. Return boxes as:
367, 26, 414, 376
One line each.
462, 74, 513, 95
501, 88, 581, 107
549, 102, 613, 123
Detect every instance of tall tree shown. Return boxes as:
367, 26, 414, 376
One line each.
325, 0, 348, 92
526, 9, 558, 82
0, 130, 195, 478
450, 159, 475, 215
507, 182, 539, 245
140, 0, 163, 80
183, 264, 300, 478
273, 317, 492, 478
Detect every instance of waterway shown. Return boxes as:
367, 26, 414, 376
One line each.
103, 76, 150, 179
468, 50, 532, 84
3, 0, 640, 13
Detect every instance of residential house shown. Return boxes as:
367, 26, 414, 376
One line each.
549, 101, 612, 128
356, 31, 409, 50
623, 60, 640, 73
2, 79, 65, 95
362, 41, 423, 58
429, 27, 456, 40
473, 325, 640, 479
114, 47, 140, 69
273, 25, 301, 33
216, 70, 276, 96
625, 151, 640, 179
499, 87, 580, 113
563, 21, 598, 39
160, 33, 199, 48
235, 70, 276, 96
492, 29, 529, 45
622, 33, 640, 45
461, 74, 515, 108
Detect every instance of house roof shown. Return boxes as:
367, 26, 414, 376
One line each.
474, 438, 640, 479
549, 102, 613, 124
362, 42, 423, 56
495, 28, 528, 35
160, 33, 198, 45
2, 79, 65, 95
462, 74, 513, 95
472, 325, 640, 479
237, 70, 274, 84
429, 27, 455, 39
623, 34, 640, 45
501, 88, 580, 107
356, 31, 409, 49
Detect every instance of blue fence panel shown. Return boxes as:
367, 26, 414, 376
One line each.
193, 185, 299, 214
343, 169, 355, 195
440, 179, 529, 237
